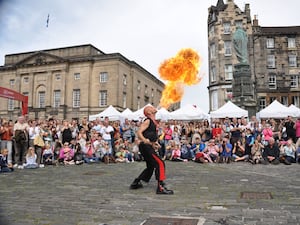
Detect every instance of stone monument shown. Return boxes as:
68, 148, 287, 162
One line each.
232, 28, 256, 117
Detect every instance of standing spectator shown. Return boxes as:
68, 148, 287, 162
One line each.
0, 120, 13, 166
285, 116, 296, 143
295, 117, 300, 149
121, 118, 132, 142
13, 116, 29, 169
61, 120, 73, 146
245, 128, 254, 156
230, 117, 242, 146
101, 120, 114, 155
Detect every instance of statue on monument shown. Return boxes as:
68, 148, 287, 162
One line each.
233, 27, 248, 64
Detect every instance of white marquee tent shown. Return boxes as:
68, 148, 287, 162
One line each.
170, 104, 210, 120
256, 100, 291, 119
210, 101, 248, 118
89, 105, 122, 121
288, 104, 300, 118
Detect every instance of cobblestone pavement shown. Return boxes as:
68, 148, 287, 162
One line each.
0, 161, 300, 225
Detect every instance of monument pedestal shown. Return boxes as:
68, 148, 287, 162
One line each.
232, 63, 256, 117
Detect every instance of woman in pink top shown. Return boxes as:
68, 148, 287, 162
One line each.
295, 118, 300, 148
262, 123, 273, 145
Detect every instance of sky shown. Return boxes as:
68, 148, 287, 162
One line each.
1, 0, 300, 113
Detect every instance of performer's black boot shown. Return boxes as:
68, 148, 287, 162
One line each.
156, 181, 174, 194
130, 178, 143, 189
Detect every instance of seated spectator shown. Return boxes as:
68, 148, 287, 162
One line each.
82, 141, 99, 163
297, 147, 300, 164
204, 139, 219, 163
261, 137, 280, 165
220, 136, 232, 163
24, 147, 38, 169
42, 143, 54, 165
115, 144, 131, 163
170, 143, 186, 162
191, 137, 208, 163
180, 137, 194, 160
251, 139, 263, 164
131, 139, 143, 161
59, 142, 75, 165
71, 139, 84, 165
101, 141, 115, 164
232, 140, 249, 162
0, 148, 14, 173
280, 138, 296, 165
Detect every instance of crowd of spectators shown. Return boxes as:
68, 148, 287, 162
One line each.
1, 114, 300, 173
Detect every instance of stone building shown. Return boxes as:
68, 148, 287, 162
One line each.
0, 44, 166, 120
207, 0, 300, 113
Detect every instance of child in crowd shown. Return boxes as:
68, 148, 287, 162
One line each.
0, 148, 14, 173
170, 143, 186, 162
24, 147, 38, 169
251, 139, 263, 164
220, 136, 232, 163
82, 141, 99, 163
43, 143, 53, 165
59, 142, 75, 165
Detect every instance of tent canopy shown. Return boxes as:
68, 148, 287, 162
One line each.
288, 104, 300, 118
256, 100, 291, 119
89, 105, 122, 121
210, 101, 248, 118
170, 104, 210, 120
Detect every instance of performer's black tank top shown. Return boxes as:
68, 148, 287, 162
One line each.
142, 118, 158, 142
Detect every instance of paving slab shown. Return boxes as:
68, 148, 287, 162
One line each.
0, 161, 300, 225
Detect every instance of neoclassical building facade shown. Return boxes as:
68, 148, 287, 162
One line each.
0, 44, 166, 120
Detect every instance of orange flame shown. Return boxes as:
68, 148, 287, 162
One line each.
159, 48, 202, 109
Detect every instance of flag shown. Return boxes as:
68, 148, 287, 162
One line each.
46, 14, 50, 27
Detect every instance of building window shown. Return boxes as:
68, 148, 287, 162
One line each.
224, 41, 232, 56
281, 96, 288, 106
23, 77, 29, 84
137, 97, 141, 109
100, 72, 108, 83
123, 74, 127, 86
291, 75, 298, 88
209, 26, 215, 36
288, 38, 296, 48
223, 22, 231, 34
145, 85, 148, 95
235, 20, 243, 28
292, 96, 300, 107
9, 79, 15, 86
99, 90, 107, 107
267, 55, 275, 68
8, 99, 14, 111
268, 75, 276, 89
137, 80, 141, 91
225, 64, 233, 80
210, 43, 216, 59
122, 92, 126, 108
211, 90, 218, 111
226, 89, 233, 101
53, 90, 61, 108
266, 38, 274, 48
151, 89, 154, 98
55, 74, 61, 81
211, 66, 216, 82
288, 55, 297, 67
74, 73, 80, 80
259, 97, 266, 110
73, 89, 80, 108
38, 91, 46, 108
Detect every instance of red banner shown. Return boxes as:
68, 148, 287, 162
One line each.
0, 87, 28, 115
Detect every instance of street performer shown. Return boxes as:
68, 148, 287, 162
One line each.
130, 105, 174, 194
